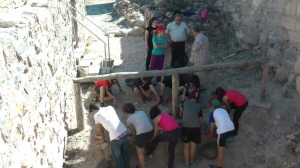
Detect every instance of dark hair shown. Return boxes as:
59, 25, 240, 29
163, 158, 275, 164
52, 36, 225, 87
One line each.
174, 14, 181, 19
148, 17, 157, 27
89, 102, 101, 113
215, 87, 226, 101
149, 105, 161, 120
190, 75, 200, 89
192, 25, 201, 33
123, 103, 136, 114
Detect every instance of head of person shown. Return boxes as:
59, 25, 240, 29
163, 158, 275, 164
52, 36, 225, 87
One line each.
148, 17, 158, 27
190, 75, 200, 88
215, 87, 226, 101
154, 25, 166, 36
149, 105, 161, 120
191, 25, 201, 37
174, 14, 181, 25
123, 103, 136, 114
211, 99, 221, 110
89, 102, 101, 113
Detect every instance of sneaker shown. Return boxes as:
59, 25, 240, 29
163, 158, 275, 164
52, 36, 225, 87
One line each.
190, 158, 200, 166
226, 136, 234, 142
183, 163, 191, 168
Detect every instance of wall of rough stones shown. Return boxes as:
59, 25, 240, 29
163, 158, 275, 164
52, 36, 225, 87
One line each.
0, 0, 85, 167
145, 0, 300, 95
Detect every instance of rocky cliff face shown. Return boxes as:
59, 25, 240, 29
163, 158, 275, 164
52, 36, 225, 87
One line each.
0, 0, 85, 167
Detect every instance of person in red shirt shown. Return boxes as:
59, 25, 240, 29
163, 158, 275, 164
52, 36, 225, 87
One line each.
94, 79, 124, 106
214, 87, 248, 137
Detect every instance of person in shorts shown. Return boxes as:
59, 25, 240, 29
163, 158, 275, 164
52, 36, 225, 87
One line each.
123, 103, 153, 168
208, 100, 235, 168
180, 95, 203, 168
94, 79, 124, 106
132, 77, 160, 104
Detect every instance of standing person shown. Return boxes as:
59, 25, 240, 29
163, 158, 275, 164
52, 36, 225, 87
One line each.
150, 25, 168, 82
147, 105, 180, 168
208, 100, 235, 168
189, 25, 209, 82
214, 87, 248, 138
145, 17, 158, 71
89, 102, 131, 168
123, 103, 153, 168
166, 14, 190, 67
180, 95, 203, 168
94, 79, 124, 106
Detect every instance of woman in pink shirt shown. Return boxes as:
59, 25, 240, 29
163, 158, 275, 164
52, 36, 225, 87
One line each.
147, 105, 180, 168
215, 87, 248, 137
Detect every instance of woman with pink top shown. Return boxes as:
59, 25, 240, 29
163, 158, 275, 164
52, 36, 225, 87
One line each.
215, 87, 248, 137
147, 105, 180, 168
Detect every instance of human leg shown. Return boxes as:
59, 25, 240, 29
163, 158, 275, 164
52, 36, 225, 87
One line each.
233, 102, 248, 136
170, 42, 178, 67
110, 139, 123, 168
168, 140, 178, 168
189, 142, 198, 164
99, 86, 105, 105
150, 55, 159, 71
183, 143, 190, 164
217, 147, 225, 167
146, 46, 153, 71
177, 42, 185, 67
136, 146, 146, 168
121, 136, 131, 168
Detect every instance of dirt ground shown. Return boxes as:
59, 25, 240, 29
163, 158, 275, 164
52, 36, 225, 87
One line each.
64, 0, 300, 168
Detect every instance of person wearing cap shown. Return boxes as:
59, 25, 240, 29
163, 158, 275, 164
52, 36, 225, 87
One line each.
166, 14, 191, 68
189, 25, 209, 84
180, 94, 203, 168
214, 87, 248, 138
150, 25, 168, 82
89, 102, 131, 168
208, 100, 235, 168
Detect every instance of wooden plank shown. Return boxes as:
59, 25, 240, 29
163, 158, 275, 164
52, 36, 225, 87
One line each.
260, 61, 269, 102
73, 83, 85, 131
172, 74, 179, 118
73, 57, 269, 83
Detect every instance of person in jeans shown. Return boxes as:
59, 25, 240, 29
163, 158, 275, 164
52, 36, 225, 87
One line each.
89, 102, 130, 168
180, 95, 203, 168
150, 25, 168, 82
147, 105, 180, 168
214, 87, 248, 138
123, 103, 153, 168
145, 17, 158, 71
208, 100, 235, 168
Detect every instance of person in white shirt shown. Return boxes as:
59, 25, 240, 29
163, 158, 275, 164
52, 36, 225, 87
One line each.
89, 102, 131, 168
166, 14, 190, 68
123, 103, 153, 168
208, 100, 234, 168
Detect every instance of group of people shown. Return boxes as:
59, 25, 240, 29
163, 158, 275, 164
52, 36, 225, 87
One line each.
88, 14, 248, 168
89, 83, 248, 168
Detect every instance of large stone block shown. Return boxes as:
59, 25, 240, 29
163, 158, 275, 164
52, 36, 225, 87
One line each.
281, 16, 296, 30
294, 57, 300, 74
284, 0, 297, 16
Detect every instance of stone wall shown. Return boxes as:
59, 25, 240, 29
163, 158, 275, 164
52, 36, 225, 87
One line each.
0, 0, 85, 167
146, 0, 300, 95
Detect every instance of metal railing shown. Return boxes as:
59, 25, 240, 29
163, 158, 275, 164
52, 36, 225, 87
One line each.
68, 4, 111, 72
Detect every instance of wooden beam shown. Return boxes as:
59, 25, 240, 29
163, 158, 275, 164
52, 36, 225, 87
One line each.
260, 61, 269, 102
172, 74, 179, 118
73, 83, 85, 131
73, 57, 269, 83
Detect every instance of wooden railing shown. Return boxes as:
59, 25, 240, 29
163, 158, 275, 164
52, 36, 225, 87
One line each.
73, 57, 269, 131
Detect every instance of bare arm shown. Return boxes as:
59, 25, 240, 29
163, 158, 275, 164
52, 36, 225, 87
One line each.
153, 41, 168, 49
151, 116, 160, 141
94, 123, 105, 144
180, 106, 184, 118
209, 123, 216, 140
128, 124, 136, 136
139, 86, 150, 99
114, 79, 124, 93
105, 86, 116, 102
223, 96, 231, 111
149, 84, 160, 102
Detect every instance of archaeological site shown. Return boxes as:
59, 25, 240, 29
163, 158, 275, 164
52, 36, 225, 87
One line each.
1, 0, 300, 167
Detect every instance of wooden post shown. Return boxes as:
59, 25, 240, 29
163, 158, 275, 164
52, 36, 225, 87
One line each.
73, 83, 85, 131
172, 74, 179, 118
260, 61, 269, 102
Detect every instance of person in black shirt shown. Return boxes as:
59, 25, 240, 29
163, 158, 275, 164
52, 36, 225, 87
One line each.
145, 17, 158, 71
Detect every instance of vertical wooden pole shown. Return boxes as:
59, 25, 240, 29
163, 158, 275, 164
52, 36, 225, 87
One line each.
260, 61, 269, 102
73, 83, 85, 131
172, 74, 179, 118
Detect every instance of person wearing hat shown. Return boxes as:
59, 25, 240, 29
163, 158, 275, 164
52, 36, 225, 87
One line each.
150, 25, 168, 83
208, 99, 235, 168
89, 102, 131, 168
